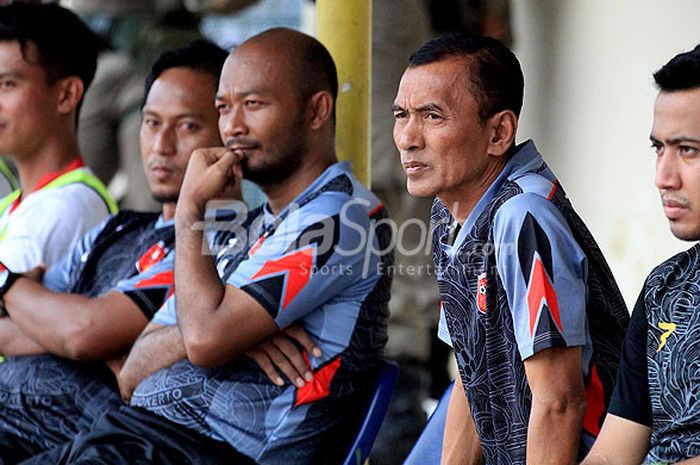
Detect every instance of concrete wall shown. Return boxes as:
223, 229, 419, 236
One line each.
511, 0, 700, 306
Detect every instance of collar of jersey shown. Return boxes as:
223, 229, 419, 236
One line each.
8, 156, 85, 214
447, 140, 542, 254
32, 156, 85, 192
260, 161, 351, 228
155, 214, 174, 229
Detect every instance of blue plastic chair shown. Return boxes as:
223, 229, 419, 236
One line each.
402, 381, 454, 465
341, 360, 399, 465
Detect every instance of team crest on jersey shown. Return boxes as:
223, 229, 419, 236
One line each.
136, 241, 167, 273
476, 272, 488, 313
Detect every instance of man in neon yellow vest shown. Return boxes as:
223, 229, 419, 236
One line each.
0, 3, 117, 274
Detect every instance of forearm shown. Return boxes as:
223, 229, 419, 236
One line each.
5, 278, 93, 354
0, 317, 47, 355
174, 209, 227, 344
106, 354, 127, 378
6, 282, 147, 360
172, 150, 275, 366
580, 414, 651, 465
526, 392, 586, 464
441, 378, 484, 465
522, 345, 587, 465
119, 324, 187, 402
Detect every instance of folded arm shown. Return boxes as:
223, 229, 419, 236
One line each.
175, 212, 278, 366
0, 317, 46, 355
175, 148, 277, 368
118, 322, 187, 402
246, 324, 322, 387
5, 279, 148, 361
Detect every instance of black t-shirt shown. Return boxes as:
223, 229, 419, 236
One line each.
607, 291, 652, 426
609, 244, 700, 463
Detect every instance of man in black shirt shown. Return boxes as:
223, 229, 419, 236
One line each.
583, 44, 700, 465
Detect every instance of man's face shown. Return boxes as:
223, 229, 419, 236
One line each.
215, 47, 307, 187
140, 67, 222, 203
393, 58, 496, 207
0, 41, 63, 160
652, 87, 700, 241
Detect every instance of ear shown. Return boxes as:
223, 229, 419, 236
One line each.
55, 76, 84, 116
306, 90, 334, 130
487, 109, 518, 157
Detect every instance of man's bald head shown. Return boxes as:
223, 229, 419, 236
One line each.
215, 28, 339, 189
235, 27, 338, 123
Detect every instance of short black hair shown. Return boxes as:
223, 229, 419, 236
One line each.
0, 2, 98, 95
144, 39, 228, 104
653, 44, 700, 91
409, 33, 524, 122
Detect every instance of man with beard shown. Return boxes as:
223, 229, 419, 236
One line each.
22, 27, 393, 465
583, 45, 700, 465
0, 40, 229, 463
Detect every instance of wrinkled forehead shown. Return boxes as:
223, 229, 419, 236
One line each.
395, 59, 476, 109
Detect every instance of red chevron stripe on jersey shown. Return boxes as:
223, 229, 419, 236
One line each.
527, 257, 562, 336
582, 363, 605, 436
294, 355, 342, 407
251, 246, 315, 309
546, 179, 558, 200
135, 270, 174, 289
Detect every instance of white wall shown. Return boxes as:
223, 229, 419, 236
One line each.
511, 0, 700, 306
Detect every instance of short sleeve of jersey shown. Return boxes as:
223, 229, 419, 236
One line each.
114, 251, 175, 320
151, 294, 177, 326
227, 195, 379, 329
42, 215, 112, 292
493, 193, 588, 360
608, 291, 652, 426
